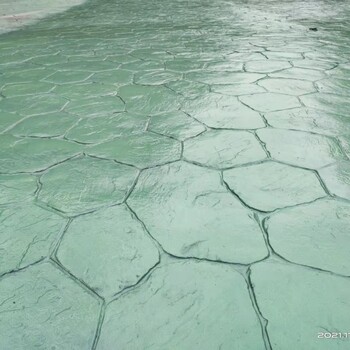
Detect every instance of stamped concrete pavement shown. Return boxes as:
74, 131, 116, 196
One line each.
0, 0, 350, 349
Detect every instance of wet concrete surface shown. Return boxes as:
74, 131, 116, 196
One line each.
0, 0, 350, 349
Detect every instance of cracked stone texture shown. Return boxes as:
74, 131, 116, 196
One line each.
38, 157, 138, 215
0, 263, 100, 349
56, 205, 159, 298
0, 134, 82, 173
251, 261, 350, 350
257, 128, 347, 169
224, 162, 326, 211
128, 162, 268, 263
0, 204, 66, 275
266, 199, 350, 275
97, 260, 265, 350
184, 129, 267, 169
87, 132, 181, 168
1, 0, 350, 347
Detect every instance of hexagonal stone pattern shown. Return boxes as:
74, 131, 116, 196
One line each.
128, 162, 267, 263
0, 135, 81, 173
319, 161, 350, 200
0, 205, 66, 275
97, 260, 265, 350
257, 128, 347, 169
251, 261, 350, 350
240, 93, 300, 112
87, 132, 181, 168
184, 94, 265, 129
0, 263, 100, 349
10, 112, 80, 137
224, 162, 325, 211
148, 111, 206, 141
184, 130, 266, 169
266, 199, 350, 275
264, 107, 350, 137
57, 205, 159, 298
0, 174, 37, 205
65, 113, 147, 144
38, 157, 138, 216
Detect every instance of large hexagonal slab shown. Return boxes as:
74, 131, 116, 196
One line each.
266, 199, 350, 275
184, 129, 266, 169
224, 161, 325, 211
128, 162, 267, 263
87, 132, 181, 168
251, 261, 350, 350
0, 135, 81, 173
57, 205, 159, 298
0, 263, 100, 349
257, 128, 347, 169
97, 260, 265, 350
38, 157, 138, 216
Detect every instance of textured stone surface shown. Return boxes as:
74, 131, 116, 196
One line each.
148, 111, 205, 141
184, 129, 266, 169
0, 205, 66, 275
65, 113, 147, 144
266, 199, 350, 275
224, 162, 325, 211
257, 128, 346, 169
128, 162, 267, 263
87, 132, 181, 168
57, 205, 159, 298
319, 161, 350, 200
97, 260, 265, 350
258, 78, 315, 95
0, 174, 37, 205
38, 157, 138, 215
0, 263, 100, 349
251, 261, 350, 350
0, 134, 81, 173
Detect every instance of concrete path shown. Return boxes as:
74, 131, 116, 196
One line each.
0, 0, 350, 349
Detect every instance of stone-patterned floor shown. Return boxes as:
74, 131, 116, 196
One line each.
0, 0, 350, 349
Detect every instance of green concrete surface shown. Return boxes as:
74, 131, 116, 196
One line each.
0, 0, 350, 349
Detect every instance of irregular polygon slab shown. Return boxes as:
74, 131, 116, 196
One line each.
266, 199, 350, 275
211, 83, 266, 96
319, 161, 350, 200
264, 107, 350, 137
66, 113, 147, 144
184, 130, 266, 169
134, 70, 181, 85
245, 60, 291, 73
315, 78, 350, 96
1, 82, 54, 97
118, 84, 183, 114
258, 78, 315, 95
251, 261, 350, 350
57, 205, 159, 298
0, 263, 100, 349
11, 112, 79, 137
65, 96, 125, 117
257, 129, 346, 169
224, 161, 325, 211
185, 94, 265, 129
300, 93, 350, 116
38, 157, 138, 216
165, 58, 207, 72
43, 70, 92, 84
128, 162, 267, 263
240, 93, 300, 112
165, 79, 209, 99
186, 71, 264, 84
0, 112, 24, 132
0, 205, 66, 275
87, 132, 181, 168
97, 260, 265, 350
0, 174, 37, 205
269, 67, 325, 81
148, 111, 205, 141
0, 135, 81, 173
292, 59, 336, 71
